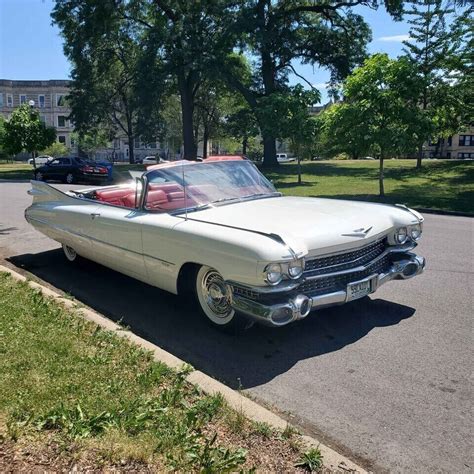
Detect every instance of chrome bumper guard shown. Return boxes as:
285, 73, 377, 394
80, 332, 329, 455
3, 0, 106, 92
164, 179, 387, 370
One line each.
230, 253, 426, 327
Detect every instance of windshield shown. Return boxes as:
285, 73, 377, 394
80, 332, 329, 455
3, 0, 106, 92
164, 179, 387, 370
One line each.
143, 160, 279, 213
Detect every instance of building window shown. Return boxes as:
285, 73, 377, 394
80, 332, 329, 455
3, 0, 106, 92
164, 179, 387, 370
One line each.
458, 152, 473, 159
7, 94, 13, 107
70, 135, 76, 147
58, 135, 66, 145
447, 152, 451, 159
447, 136, 452, 146
57, 116, 67, 127
38, 95, 45, 108
56, 94, 66, 106
459, 135, 473, 146
20, 94, 27, 105
0, 93, 3, 107
39, 115, 46, 124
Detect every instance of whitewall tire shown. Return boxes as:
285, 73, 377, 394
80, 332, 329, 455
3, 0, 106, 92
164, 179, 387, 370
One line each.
62, 244, 78, 263
194, 265, 253, 332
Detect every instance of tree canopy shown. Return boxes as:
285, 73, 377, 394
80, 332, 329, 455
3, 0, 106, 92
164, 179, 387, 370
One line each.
1, 105, 56, 159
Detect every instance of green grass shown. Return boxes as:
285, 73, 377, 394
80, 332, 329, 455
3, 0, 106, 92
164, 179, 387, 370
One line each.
3, 158, 470, 213
0, 162, 34, 180
0, 273, 303, 471
264, 159, 474, 214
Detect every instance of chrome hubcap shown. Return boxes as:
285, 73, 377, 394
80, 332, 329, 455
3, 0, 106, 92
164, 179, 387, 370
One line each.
66, 174, 73, 183
201, 270, 232, 318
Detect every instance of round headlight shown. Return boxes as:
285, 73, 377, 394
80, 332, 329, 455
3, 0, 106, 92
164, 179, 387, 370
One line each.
288, 259, 305, 279
410, 223, 422, 240
265, 263, 283, 285
395, 227, 408, 244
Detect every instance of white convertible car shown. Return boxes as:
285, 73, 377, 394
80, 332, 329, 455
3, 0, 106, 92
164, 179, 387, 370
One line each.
25, 157, 425, 331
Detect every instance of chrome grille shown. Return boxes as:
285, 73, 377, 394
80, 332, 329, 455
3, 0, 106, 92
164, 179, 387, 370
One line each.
299, 254, 391, 296
232, 285, 259, 300
305, 238, 387, 276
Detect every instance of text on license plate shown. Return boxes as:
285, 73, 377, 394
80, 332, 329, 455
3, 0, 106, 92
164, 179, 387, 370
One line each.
347, 279, 372, 301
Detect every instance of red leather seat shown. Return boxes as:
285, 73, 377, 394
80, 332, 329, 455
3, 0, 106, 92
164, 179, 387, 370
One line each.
95, 188, 135, 207
144, 190, 168, 209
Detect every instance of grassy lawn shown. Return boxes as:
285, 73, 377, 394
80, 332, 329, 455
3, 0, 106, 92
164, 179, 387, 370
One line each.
0, 162, 34, 180
2, 158, 472, 213
0, 273, 315, 472
265, 159, 474, 214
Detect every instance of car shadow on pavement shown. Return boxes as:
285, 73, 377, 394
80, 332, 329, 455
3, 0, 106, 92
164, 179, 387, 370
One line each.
9, 249, 416, 389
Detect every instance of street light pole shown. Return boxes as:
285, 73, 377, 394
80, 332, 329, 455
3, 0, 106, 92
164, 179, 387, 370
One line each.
28, 100, 37, 170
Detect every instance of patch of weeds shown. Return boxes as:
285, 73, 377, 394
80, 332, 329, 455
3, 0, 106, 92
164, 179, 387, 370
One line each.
252, 421, 273, 438
295, 447, 323, 472
224, 407, 247, 434
281, 423, 299, 440
166, 432, 247, 473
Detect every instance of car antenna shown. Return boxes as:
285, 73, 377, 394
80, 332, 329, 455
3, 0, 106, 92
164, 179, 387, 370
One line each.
182, 159, 188, 220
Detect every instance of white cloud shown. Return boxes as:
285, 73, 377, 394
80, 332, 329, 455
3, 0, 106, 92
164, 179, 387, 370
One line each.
377, 34, 410, 42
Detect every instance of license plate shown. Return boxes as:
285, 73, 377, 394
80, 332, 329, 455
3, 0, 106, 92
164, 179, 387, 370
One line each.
347, 278, 373, 301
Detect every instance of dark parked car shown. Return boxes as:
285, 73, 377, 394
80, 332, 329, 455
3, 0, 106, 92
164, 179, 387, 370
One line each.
34, 157, 109, 184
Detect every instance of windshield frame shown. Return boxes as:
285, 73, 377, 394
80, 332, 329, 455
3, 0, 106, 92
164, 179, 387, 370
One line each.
140, 159, 281, 215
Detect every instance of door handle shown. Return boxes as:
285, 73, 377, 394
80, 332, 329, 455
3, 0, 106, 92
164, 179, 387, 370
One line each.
90, 212, 101, 219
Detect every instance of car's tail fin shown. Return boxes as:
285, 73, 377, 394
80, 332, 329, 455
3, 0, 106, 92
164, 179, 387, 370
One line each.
28, 180, 75, 204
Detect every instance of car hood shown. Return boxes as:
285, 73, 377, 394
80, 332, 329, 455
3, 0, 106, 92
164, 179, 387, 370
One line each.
188, 196, 420, 258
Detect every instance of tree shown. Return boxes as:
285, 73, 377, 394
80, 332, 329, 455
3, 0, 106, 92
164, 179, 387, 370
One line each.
52, 0, 166, 164
339, 54, 429, 196
40, 141, 69, 158
71, 130, 111, 159
222, 0, 408, 166
258, 85, 320, 182
2, 104, 56, 164
126, 0, 237, 160
225, 105, 260, 156
318, 104, 372, 159
403, 0, 468, 167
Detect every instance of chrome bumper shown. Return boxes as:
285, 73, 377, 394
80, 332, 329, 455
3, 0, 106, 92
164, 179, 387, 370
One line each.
230, 253, 426, 327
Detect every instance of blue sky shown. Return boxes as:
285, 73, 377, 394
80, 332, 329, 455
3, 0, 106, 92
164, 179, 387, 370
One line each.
1, 0, 411, 102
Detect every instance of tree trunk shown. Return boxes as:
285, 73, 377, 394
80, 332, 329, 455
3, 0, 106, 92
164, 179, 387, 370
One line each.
416, 143, 423, 169
178, 71, 197, 160
262, 134, 277, 167
202, 127, 209, 159
297, 155, 302, 184
242, 136, 248, 155
127, 130, 135, 164
379, 152, 385, 197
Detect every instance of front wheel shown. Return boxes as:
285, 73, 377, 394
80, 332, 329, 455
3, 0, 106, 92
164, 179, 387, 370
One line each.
64, 172, 75, 184
194, 265, 253, 333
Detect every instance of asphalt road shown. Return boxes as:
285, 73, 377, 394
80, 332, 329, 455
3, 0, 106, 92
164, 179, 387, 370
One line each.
1, 181, 472, 472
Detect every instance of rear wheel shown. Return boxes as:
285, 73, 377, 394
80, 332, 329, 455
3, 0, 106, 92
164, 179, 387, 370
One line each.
64, 172, 75, 184
62, 244, 79, 263
194, 265, 253, 333
35, 171, 43, 181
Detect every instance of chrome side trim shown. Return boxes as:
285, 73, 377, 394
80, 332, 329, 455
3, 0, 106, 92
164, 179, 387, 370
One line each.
26, 216, 175, 266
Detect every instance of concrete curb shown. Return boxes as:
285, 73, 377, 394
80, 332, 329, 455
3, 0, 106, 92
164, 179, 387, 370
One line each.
1, 263, 366, 473
414, 207, 473, 218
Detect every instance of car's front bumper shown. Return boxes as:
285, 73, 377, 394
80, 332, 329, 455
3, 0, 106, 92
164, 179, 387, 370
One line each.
229, 252, 425, 327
